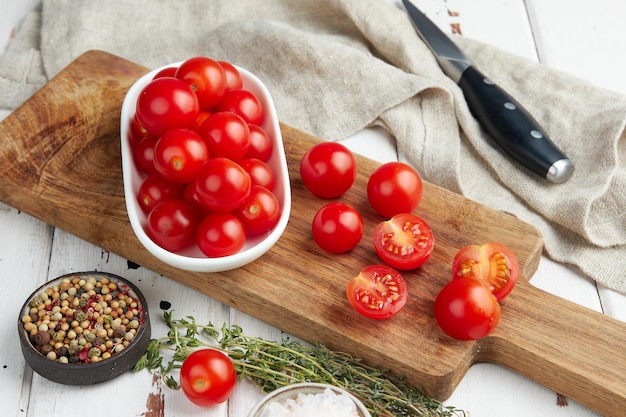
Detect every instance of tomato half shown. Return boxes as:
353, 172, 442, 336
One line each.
373, 213, 434, 270
180, 349, 236, 408
346, 265, 408, 320
367, 161, 423, 218
452, 242, 519, 301
434, 277, 501, 340
312, 202, 363, 254
300, 142, 357, 199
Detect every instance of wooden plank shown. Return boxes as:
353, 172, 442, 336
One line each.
1, 50, 625, 416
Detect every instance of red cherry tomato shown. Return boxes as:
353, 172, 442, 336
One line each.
215, 89, 264, 125
367, 161, 423, 218
434, 277, 501, 340
136, 77, 200, 137
195, 158, 251, 212
175, 56, 226, 110
373, 213, 434, 270
346, 265, 408, 320
133, 135, 158, 175
196, 212, 246, 257
137, 174, 185, 213
180, 349, 236, 407
198, 112, 250, 161
312, 202, 363, 254
152, 66, 178, 80
146, 199, 199, 252
238, 158, 274, 190
153, 128, 209, 184
183, 182, 212, 217
452, 242, 519, 301
245, 124, 273, 161
300, 142, 357, 199
233, 185, 281, 237
128, 114, 149, 148
218, 60, 243, 90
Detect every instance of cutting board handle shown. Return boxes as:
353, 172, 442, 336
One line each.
486, 279, 626, 416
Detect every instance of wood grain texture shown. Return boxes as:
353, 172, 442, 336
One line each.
0, 50, 624, 416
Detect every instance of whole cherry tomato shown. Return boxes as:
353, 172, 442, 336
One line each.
180, 349, 236, 407
373, 213, 434, 270
175, 56, 226, 110
300, 142, 356, 199
238, 158, 275, 190
195, 157, 251, 212
133, 135, 158, 175
198, 111, 250, 161
136, 77, 199, 137
137, 174, 185, 213
367, 161, 422, 218
346, 265, 408, 320
312, 202, 363, 254
434, 277, 501, 340
452, 242, 519, 301
245, 124, 273, 161
153, 128, 209, 184
196, 213, 246, 257
215, 89, 264, 125
146, 199, 199, 252
233, 185, 281, 237
218, 60, 243, 90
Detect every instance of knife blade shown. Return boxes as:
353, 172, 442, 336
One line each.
401, 0, 574, 183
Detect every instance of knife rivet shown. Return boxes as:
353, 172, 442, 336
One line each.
531, 130, 544, 139
504, 102, 516, 110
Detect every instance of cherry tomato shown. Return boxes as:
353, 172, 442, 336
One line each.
216, 89, 264, 125
175, 56, 226, 110
233, 185, 281, 237
152, 66, 178, 80
180, 349, 236, 407
373, 213, 434, 270
245, 124, 273, 161
196, 213, 246, 257
153, 128, 209, 184
434, 277, 501, 340
238, 158, 274, 190
133, 135, 158, 175
346, 265, 408, 320
198, 112, 250, 161
300, 142, 357, 199
183, 182, 212, 217
128, 114, 149, 148
193, 110, 213, 132
195, 157, 251, 212
312, 202, 363, 254
136, 77, 200, 137
146, 199, 199, 252
452, 242, 519, 301
137, 174, 185, 213
218, 60, 243, 90
367, 161, 423, 218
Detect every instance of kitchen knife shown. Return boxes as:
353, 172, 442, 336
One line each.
401, 0, 574, 183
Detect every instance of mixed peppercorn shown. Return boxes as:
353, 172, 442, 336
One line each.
21, 274, 145, 364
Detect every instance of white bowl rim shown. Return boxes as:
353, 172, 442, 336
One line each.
246, 382, 372, 417
120, 61, 291, 273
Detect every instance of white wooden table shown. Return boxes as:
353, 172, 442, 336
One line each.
1, 1, 624, 416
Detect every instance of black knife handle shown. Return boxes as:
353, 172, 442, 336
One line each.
458, 65, 574, 183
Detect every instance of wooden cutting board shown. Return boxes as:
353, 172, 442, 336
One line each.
1, 50, 624, 416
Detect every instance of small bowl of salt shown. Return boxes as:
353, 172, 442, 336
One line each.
247, 382, 371, 417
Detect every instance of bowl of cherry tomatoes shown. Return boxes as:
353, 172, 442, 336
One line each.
120, 57, 291, 272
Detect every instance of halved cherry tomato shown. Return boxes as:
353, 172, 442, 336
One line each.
451, 242, 519, 301
312, 202, 363, 254
434, 277, 501, 340
373, 213, 434, 270
180, 349, 236, 407
346, 265, 408, 320
367, 161, 422, 218
300, 142, 356, 199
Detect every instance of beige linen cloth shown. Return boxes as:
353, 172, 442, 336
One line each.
1, 0, 625, 294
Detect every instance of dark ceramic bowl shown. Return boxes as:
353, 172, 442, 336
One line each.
18, 271, 151, 385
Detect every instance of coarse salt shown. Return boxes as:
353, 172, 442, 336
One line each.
260, 387, 360, 417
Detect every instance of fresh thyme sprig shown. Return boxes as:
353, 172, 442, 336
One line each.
133, 311, 466, 417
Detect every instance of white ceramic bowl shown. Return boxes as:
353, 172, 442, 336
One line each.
247, 382, 372, 417
120, 62, 291, 272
